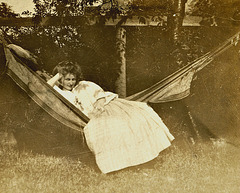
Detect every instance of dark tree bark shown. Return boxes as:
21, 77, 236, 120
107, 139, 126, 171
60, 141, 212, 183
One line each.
172, 0, 186, 45
167, 0, 187, 67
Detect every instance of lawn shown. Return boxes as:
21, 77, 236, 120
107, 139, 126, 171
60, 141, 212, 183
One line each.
1, 138, 240, 193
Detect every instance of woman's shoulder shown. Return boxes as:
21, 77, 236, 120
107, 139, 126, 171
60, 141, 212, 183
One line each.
78, 80, 90, 85
74, 81, 104, 94
78, 81, 101, 88
79, 80, 96, 84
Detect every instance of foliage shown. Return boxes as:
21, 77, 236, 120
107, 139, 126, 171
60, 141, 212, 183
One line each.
100, 0, 132, 16
125, 25, 237, 95
186, 0, 222, 16
3, 24, 118, 90
31, 0, 134, 17
33, 0, 90, 16
0, 2, 18, 18
1, 1, 125, 91
2, 0, 238, 90
186, 0, 239, 25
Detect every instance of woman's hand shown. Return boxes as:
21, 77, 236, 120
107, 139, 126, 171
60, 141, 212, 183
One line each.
93, 98, 106, 113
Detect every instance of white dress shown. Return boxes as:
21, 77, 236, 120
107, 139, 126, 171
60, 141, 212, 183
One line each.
72, 81, 175, 173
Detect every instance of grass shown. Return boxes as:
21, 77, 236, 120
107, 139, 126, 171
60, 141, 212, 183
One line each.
1, 138, 240, 193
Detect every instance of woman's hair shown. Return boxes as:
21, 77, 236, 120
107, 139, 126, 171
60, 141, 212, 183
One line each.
52, 61, 83, 82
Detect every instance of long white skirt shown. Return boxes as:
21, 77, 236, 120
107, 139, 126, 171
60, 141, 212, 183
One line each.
84, 98, 174, 173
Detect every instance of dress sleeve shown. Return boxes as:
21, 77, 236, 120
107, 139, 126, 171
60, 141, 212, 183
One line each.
73, 81, 118, 117
88, 82, 118, 105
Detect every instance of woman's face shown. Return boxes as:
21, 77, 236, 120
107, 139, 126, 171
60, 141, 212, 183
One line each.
61, 73, 76, 91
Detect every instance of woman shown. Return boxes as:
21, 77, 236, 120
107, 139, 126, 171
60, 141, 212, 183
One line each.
72, 80, 175, 174
47, 61, 82, 105
48, 62, 174, 173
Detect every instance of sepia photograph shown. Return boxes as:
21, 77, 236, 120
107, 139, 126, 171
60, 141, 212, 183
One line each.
0, 0, 240, 192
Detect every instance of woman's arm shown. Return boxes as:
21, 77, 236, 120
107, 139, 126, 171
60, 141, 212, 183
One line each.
93, 97, 106, 112
47, 73, 62, 87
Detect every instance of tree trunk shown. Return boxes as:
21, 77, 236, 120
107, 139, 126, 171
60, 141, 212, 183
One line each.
168, 0, 186, 45
173, 0, 186, 45
115, 26, 127, 98
167, 0, 187, 68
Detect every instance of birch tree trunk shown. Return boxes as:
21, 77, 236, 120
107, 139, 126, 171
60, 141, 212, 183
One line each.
115, 26, 127, 98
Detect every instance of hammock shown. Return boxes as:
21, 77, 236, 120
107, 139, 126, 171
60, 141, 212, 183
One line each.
1, 30, 240, 133
126, 31, 240, 102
